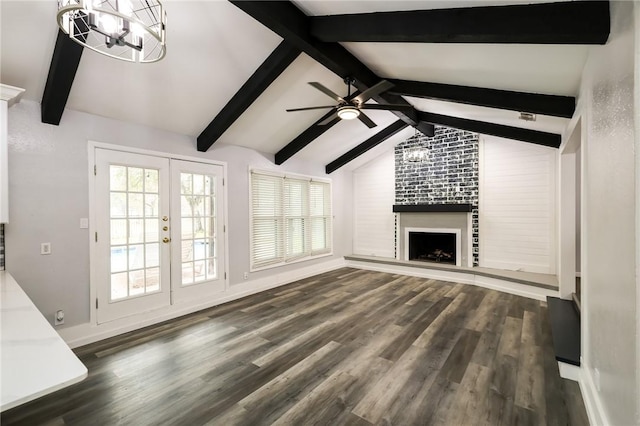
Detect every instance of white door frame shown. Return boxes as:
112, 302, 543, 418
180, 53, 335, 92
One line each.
88, 141, 229, 327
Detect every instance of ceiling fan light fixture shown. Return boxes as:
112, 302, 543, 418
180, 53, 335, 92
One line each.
57, 0, 166, 63
337, 105, 360, 120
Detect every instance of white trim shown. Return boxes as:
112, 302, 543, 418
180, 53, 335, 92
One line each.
395, 213, 400, 260
558, 362, 581, 382
478, 137, 486, 266
403, 227, 462, 267
0, 83, 25, 107
249, 167, 331, 184
59, 257, 346, 348
580, 361, 610, 426
87, 141, 230, 327
344, 259, 557, 301
89, 141, 227, 167
467, 212, 473, 267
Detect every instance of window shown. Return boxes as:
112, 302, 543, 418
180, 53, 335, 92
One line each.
250, 170, 332, 270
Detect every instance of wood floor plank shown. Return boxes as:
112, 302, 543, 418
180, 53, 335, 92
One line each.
1, 268, 588, 426
405, 285, 437, 306
437, 328, 482, 384
252, 320, 337, 367
240, 341, 342, 409
413, 292, 467, 348
466, 290, 502, 332
238, 341, 347, 424
351, 343, 432, 423
497, 316, 524, 358
380, 298, 451, 361
445, 362, 493, 425
515, 345, 545, 416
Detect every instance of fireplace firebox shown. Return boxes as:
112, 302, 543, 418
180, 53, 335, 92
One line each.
408, 231, 457, 265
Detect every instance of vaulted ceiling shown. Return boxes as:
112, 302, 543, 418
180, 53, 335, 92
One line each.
0, 1, 609, 172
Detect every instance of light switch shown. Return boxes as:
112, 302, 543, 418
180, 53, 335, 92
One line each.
80, 218, 89, 229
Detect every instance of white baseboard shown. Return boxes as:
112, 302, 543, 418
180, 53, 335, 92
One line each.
473, 275, 556, 301
59, 258, 346, 349
579, 362, 610, 426
345, 260, 557, 301
558, 362, 581, 382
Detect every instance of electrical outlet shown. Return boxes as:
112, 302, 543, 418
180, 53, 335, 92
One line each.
594, 368, 601, 391
41, 242, 51, 255
54, 309, 64, 326
243, 272, 249, 280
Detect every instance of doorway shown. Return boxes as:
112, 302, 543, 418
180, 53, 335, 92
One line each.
93, 148, 226, 324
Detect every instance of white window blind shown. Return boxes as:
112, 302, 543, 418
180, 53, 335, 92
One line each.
250, 170, 332, 270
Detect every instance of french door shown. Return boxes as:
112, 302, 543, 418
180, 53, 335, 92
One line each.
170, 159, 225, 303
94, 149, 225, 324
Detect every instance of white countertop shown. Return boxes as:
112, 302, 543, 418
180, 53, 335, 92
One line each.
1, 271, 87, 412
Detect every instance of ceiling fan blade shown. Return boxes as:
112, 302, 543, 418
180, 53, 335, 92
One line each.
354, 80, 394, 104
359, 103, 415, 113
309, 82, 344, 102
357, 111, 377, 129
286, 105, 337, 112
318, 111, 339, 125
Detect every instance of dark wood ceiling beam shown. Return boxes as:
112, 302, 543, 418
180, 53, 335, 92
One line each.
275, 109, 342, 165
41, 29, 84, 125
230, 0, 435, 145
276, 90, 369, 165
309, 1, 610, 44
197, 41, 301, 152
325, 120, 408, 174
389, 79, 575, 119
417, 112, 561, 148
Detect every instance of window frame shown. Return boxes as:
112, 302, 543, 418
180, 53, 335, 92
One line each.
249, 168, 333, 272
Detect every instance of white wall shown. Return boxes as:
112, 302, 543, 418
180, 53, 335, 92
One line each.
352, 150, 395, 258
479, 135, 557, 274
6, 100, 353, 329
578, 2, 638, 424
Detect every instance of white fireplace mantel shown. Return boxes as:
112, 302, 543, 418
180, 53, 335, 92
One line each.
396, 211, 473, 267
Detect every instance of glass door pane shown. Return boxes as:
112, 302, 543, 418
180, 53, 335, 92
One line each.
171, 159, 225, 303
179, 172, 217, 285
109, 165, 162, 300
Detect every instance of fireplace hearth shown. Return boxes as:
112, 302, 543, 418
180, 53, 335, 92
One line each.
408, 231, 457, 265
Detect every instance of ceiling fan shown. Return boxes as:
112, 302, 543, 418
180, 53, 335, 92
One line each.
286, 77, 414, 128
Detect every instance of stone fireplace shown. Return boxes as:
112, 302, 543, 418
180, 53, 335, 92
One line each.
395, 126, 479, 265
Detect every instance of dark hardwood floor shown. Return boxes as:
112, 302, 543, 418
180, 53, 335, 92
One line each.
2, 268, 588, 425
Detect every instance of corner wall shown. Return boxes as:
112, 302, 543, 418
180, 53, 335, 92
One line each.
578, 1, 638, 424
6, 100, 352, 329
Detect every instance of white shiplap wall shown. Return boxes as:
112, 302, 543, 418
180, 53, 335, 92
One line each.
479, 136, 557, 274
353, 150, 395, 258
